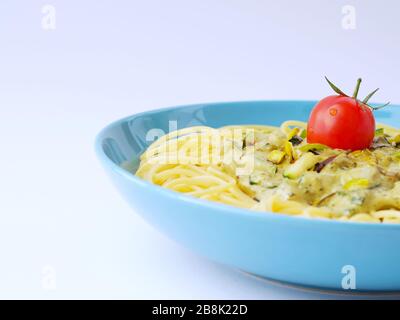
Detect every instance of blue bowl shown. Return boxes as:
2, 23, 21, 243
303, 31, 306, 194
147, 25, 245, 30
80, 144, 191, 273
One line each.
96, 100, 400, 292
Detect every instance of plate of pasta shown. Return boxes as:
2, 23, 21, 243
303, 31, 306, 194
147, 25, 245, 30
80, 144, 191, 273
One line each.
96, 81, 400, 291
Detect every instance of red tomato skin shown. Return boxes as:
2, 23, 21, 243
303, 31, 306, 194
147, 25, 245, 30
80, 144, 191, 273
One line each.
307, 95, 375, 151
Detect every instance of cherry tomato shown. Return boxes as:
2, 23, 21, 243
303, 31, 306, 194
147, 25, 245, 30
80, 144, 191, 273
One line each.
307, 95, 375, 150
307, 78, 383, 151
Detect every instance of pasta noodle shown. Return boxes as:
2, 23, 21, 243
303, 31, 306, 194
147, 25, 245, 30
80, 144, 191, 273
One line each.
136, 121, 400, 223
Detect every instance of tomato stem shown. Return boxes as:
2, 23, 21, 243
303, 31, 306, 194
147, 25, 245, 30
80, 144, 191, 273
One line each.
324, 76, 390, 111
363, 88, 379, 104
371, 102, 390, 111
324, 76, 348, 96
352, 78, 362, 99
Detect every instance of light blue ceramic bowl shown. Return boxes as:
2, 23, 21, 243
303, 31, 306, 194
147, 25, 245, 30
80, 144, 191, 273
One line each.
96, 100, 400, 292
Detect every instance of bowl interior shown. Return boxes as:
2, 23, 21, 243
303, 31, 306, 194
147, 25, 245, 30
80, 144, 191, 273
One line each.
98, 100, 399, 172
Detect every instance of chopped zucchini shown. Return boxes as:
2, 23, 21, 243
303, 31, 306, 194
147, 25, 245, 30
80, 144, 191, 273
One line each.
299, 143, 329, 153
392, 135, 400, 145
284, 141, 298, 161
283, 153, 320, 179
267, 150, 286, 164
287, 127, 300, 140
349, 149, 375, 165
254, 159, 276, 174
375, 128, 385, 137
249, 174, 263, 185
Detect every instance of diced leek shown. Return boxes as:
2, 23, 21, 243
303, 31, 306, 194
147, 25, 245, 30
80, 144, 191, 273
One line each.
283, 153, 320, 179
267, 150, 286, 164
300, 129, 307, 139
343, 178, 369, 190
299, 143, 328, 152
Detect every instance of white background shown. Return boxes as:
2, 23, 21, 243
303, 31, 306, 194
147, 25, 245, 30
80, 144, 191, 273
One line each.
1, 0, 400, 299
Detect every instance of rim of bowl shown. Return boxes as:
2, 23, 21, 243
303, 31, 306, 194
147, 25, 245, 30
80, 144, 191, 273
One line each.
95, 99, 400, 230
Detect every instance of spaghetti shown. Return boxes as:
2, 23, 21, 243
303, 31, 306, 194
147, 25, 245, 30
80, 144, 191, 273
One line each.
136, 121, 400, 223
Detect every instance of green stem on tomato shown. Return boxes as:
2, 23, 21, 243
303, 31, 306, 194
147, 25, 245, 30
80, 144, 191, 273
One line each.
352, 78, 362, 99
363, 88, 379, 104
372, 101, 390, 111
324, 76, 391, 111
324, 76, 348, 96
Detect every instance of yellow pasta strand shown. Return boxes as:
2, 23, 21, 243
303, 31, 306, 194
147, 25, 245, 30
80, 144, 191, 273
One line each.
136, 121, 400, 223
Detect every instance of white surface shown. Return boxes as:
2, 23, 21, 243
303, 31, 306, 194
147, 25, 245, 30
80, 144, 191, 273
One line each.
1, 0, 400, 299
